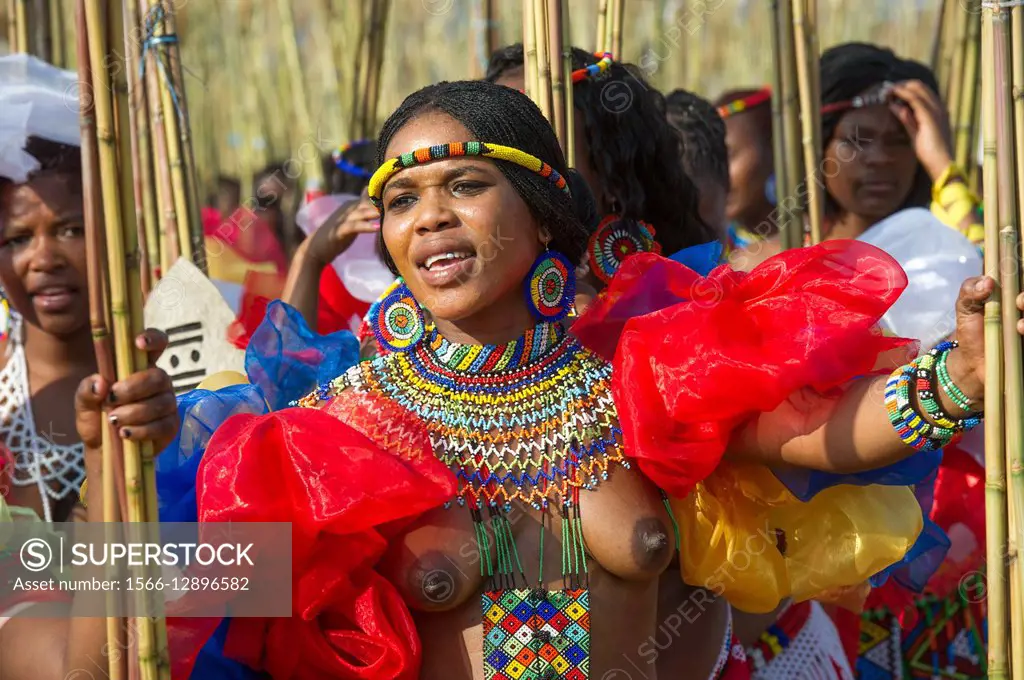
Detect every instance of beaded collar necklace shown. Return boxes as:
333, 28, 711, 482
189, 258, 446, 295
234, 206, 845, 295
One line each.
310, 321, 626, 679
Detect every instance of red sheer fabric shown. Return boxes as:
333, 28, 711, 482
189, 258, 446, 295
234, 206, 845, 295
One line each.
205, 207, 288, 275
573, 240, 911, 499
228, 267, 370, 350
168, 407, 455, 679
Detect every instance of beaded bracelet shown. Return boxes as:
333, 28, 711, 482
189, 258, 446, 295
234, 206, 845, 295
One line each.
917, 343, 963, 430
936, 341, 975, 413
886, 361, 962, 451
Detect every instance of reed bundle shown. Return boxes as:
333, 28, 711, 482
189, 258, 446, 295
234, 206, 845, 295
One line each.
521, 0, 571, 163
768, 0, 792, 251
349, 0, 392, 142
956, 10, 982, 179
981, 2, 1024, 676
78, 0, 173, 676
1010, 3, 1024, 675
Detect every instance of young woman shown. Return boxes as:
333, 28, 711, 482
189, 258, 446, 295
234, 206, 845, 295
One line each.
665, 88, 730, 238
0, 55, 177, 679
171, 80, 1005, 680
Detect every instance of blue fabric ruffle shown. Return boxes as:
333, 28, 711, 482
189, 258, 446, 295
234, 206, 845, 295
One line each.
156, 300, 360, 679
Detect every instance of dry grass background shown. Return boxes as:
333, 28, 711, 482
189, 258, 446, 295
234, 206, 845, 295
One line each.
2, 0, 943, 197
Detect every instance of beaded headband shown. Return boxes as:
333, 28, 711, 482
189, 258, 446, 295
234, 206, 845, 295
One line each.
820, 81, 896, 116
332, 140, 374, 179
367, 141, 571, 208
571, 51, 614, 83
716, 87, 771, 119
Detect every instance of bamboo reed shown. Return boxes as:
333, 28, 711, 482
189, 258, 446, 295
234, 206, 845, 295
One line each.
1001, 6, 1024, 677
1013, 4, 1024, 245
946, 4, 969, 121
140, 0, 178, 273
277, 0, 322, 181
523, 0, 537, 101
981, 8, 1010, 678
5, 0, 15, 51
365, 0, 391, 139
147, 2, 193, 266
595, 0, 608, 52
769, 0, 793, 252
610, 0, 624, 59
956, 13, 981, 173
75, 14, 129, 680
160, 5, 203, 271
349, 2, 372, 140
533, 0, 552, 122
48, 0, 63, 65
484, 0, 497, 64
547, 0, 566, 150
560, 0, 574, 167
84, 1, 168, 676
791, 0, 822, 245
123, 0, 152, 296
934, 0, 955, 98
14, 0, 27, 53
779, 0, 806, 247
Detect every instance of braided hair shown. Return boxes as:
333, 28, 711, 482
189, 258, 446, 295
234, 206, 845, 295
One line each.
486, 44, 715, 255
375, 80, 595, 273
665, 89, 729, 191
820, 42, 940, 214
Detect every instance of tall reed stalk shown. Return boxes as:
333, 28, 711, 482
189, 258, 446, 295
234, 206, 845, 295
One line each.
560, 0, 574, 166
547, 0, 565, 150
1001, 6, 1024, 678
14, 0, 27, 52
791, 0, 822, 244
1013, 4, 1024, 242
595, 0, 608, 51
123, 0, 153, 295
523, 0, 537, 100
140, 0, 178, 272
48, 0, 63, 65
956, 12, 981, 173
533, 0, 552, 122
277, 0, 321, 182
981, 7, 1009, 678
610, 0, 624, 59
779, 0, 806, 247
769, 0, 793, 251
946, 4, 969, 121
82, 1, 170, 676
365, 0, 391, 139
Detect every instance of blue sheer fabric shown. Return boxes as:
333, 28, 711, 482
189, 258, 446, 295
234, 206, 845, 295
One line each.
156, 300, 359, 679
667, 239, 723, 276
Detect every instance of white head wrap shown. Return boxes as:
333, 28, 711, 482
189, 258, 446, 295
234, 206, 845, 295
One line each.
0, 54, 81, 183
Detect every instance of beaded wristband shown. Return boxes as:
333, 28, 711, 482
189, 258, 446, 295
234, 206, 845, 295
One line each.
935, 341, 975, 413
917, 344, 963, 430
885, 362, 960, 451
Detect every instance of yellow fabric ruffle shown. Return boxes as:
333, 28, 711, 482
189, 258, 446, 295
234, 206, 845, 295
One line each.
672, 462, 923, 613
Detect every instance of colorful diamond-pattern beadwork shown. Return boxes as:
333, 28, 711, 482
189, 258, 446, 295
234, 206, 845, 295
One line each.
483, 589, 591, 680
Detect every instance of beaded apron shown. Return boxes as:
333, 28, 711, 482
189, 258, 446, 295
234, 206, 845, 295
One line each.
857, 575, 987, 680
304, 321, 628, 680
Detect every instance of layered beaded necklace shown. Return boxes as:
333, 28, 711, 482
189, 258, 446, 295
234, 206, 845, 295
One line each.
307, 320, 628, 679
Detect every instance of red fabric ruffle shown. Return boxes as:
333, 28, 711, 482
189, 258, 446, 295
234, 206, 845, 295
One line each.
863, 444, 985, 626
573, 240, 911, 498
169, 407, 455, 679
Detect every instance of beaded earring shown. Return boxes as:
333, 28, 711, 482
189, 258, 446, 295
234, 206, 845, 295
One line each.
586, 215, 661, 284
0, 289, 10, 344
524, 246, 576, 322
372, 279, 426, 353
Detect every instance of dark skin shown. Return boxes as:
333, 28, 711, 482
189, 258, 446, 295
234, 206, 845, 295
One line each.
367, 111, 674, 679
723, 112, 774, 233
0, 171, 177, 680
826, 80, 957, 240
